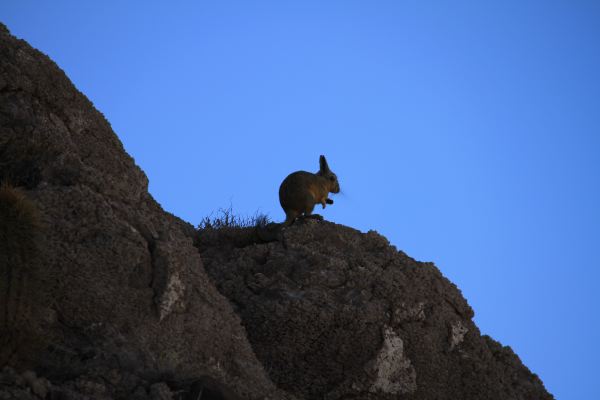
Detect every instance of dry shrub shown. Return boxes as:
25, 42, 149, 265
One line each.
198, 206, 271, 230
195, 207, 278, 250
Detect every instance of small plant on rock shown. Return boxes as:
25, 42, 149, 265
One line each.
198, 206, 271, 230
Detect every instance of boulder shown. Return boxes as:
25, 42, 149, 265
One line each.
197, 220, 554, 400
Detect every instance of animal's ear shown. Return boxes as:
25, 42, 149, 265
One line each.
319, 155, 330, 173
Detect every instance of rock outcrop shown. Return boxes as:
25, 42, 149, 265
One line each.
0, 22, 553, 400
196, 221, 553, 400
0, 22, 285, 400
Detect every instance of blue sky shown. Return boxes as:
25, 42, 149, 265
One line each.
3, 1, 600, 398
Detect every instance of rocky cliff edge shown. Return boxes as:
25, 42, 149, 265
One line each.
0, 23, 553, 400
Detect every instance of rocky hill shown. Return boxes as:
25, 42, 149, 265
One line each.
0, 23, 553, 400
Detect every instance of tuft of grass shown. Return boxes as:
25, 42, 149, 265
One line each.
197, 206, 271, 230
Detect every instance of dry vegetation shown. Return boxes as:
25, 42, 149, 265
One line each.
197, 206, 271, 230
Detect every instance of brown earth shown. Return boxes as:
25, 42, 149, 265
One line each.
0, 22, 553, 400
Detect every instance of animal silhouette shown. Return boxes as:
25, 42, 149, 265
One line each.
279, 155, 340, 226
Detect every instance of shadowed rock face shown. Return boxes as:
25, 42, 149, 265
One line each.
196, 220, 554, 400
0, 21, 554, 400
0, 23, 285, 400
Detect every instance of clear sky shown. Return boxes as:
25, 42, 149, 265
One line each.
3, 1, 599, 398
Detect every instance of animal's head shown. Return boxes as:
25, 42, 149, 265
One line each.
317, 155, 340, 194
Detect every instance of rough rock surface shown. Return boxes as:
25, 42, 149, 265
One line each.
196, 220, 554, 400
0, 21, 554, 400
0, 23, 285, 399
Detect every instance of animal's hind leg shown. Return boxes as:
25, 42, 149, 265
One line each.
303, 203, 316, 216
284, 210, 300, 226
303, 204, 323, 221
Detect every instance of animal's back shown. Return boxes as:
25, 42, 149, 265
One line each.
279, 171, 316, 213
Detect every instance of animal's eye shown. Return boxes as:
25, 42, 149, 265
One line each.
329, 176, 336, 181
